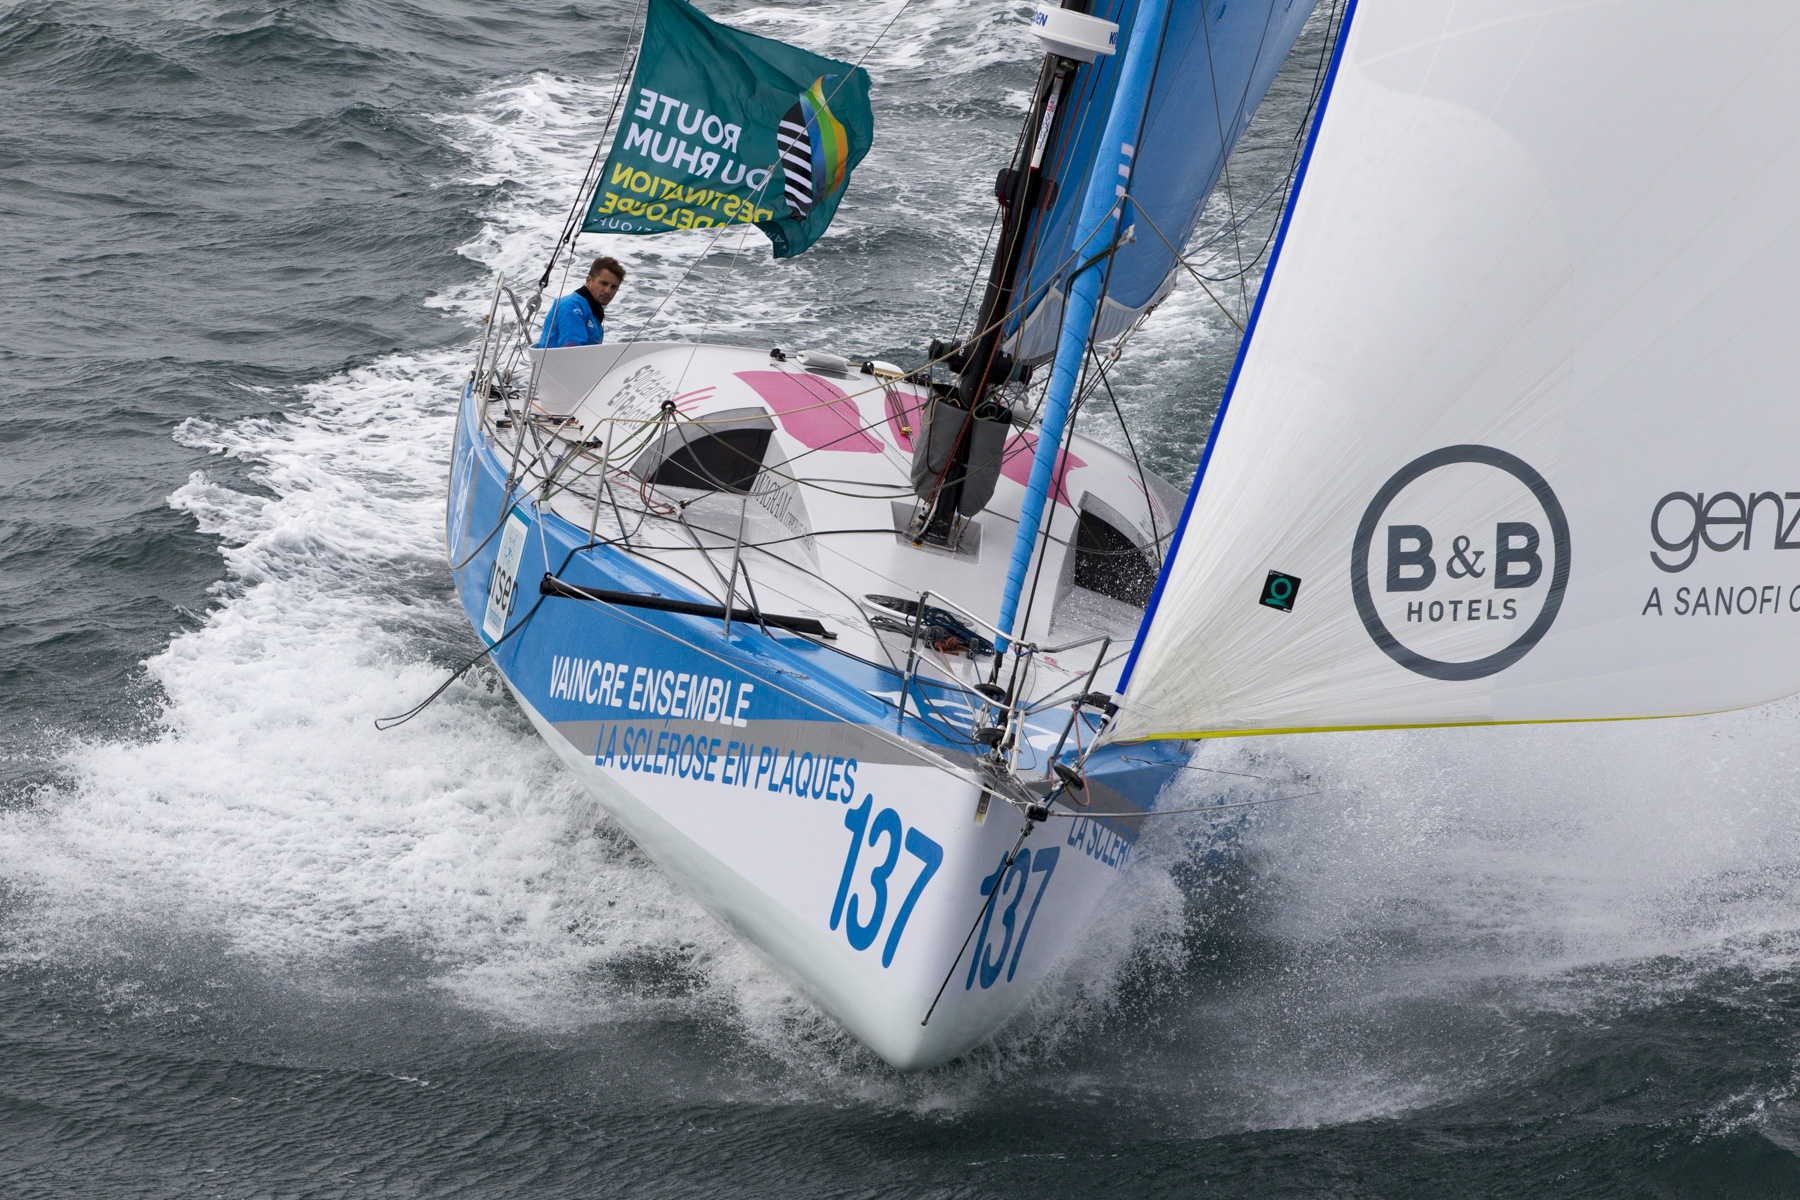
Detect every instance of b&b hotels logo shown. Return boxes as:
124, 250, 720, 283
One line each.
1351, 446, 1571, 680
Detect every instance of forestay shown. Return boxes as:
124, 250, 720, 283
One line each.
1004, 0, 1318, 363
1114, 0, 1800, 740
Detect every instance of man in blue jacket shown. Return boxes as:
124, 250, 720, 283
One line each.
538, 256, 625, 348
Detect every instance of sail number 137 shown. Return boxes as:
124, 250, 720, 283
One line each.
830, 797, 943, 967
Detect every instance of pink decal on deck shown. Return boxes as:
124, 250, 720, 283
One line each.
1002, 431, 1085, 508
734, 371, 884, 454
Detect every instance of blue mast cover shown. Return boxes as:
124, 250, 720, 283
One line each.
1005, 0, 1319, 362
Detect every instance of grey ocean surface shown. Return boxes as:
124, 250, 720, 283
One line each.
5, 1, 1800, 1196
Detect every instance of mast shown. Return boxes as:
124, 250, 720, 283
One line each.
956, 37, 1076, 412
995, 0, 1169, 644
915, 2, 1113, 543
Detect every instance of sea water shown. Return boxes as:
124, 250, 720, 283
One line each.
4, 2, 1800, 1195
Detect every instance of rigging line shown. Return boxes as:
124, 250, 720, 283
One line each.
1013, 381, 1091, 642
1002, 256, 1152, 648
733, 556, 778, 640
448, 459, 530, 571
547, 421, 887, 507
634, 0, 918, 358
1301, 0, 1345, 139
632, 502, 899, 667
378, 525, 615, 731
675, 509, 743, 605
1020, 651, 1132, 715
921, 821, 1036, 1027
550, 586, 982, 783
1192, 209, 1285, 283
1193, 0, 1253, 322
1185, 0, 1340, 278
538, 0, 647, 295
733, 541, 941, 698
1049, 789, 1322, 820
564, 267, 1033, 476
563, 223, 1119, 489
618, 197, 766, 350
668, 217, 763, 404
1001, 22, 1111, 348
1224, 2, 1296, 302
597, 522, 739, 609
817, 0, 915, 108
1188, 170, 1288, 254
952, 38, 1045, 345
527, 221, 1117, 523
1223, 0, 1286, 159
611, 471, 645, 544
373, 591, 550, 731
982, 291, 1103, 694
883, 665, 990, 751
910, 209, 1119, 496
1127, 202, 1244, 333
617, 527, 894, 551
724, 540, 999, 745
1117, 755, 1289, 782
955, 204, 1006, 345
554, 456, 919, 505
561, 542, 797, 670
1208, 0, 1345, 264
1190, 11, 1335, 261
877, 652, 994, 747
814, 202, 1141, 425
1086, 343, 1163, 568
1134, 0, 1277, 149
446, 477, 512, 572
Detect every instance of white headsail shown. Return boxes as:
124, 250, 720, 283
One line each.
1114, 0, 1800, 740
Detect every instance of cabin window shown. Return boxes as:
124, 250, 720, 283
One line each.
631, 407, 774, 495
1073, 510, 1157, 608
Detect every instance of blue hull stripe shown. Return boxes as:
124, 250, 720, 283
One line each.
452, 390, 1192, 813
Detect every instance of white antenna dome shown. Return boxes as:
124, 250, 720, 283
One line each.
1028, 5, 1118, 63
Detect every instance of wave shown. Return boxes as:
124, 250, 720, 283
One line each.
6, 1, 1800, 1129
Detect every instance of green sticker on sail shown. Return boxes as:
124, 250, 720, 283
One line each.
581, 0, 873, 259
1260, 570, 1301, 613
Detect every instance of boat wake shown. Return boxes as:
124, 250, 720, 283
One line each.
4, 10, 1800, 1126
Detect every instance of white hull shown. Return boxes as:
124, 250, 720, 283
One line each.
506, 675, 1133, 1068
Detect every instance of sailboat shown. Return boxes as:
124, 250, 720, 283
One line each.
434, 0, 1800, 1070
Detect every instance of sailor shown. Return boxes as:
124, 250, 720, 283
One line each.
538, 256, 625, 348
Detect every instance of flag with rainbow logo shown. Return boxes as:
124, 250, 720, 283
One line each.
778, 76, 853, 219
583, 0, 873, 259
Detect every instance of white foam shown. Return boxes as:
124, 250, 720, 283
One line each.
0, 26, 1025, 1077
0, 72, 779, 1038
10, 2, 1800, 1118
1079, 710, 1800, 1132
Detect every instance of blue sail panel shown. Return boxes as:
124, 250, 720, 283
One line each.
1007, 0, 1319, 362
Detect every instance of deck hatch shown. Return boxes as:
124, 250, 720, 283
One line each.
631, 406, 775, 494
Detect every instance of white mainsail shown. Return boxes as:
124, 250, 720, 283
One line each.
1114, 0, 1800, 740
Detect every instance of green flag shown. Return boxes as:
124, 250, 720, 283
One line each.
581, 0, 874, 259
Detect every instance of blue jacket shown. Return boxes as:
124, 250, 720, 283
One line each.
538, 288, 604, 348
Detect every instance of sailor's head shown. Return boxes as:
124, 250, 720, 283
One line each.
586, 256, 625, 305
